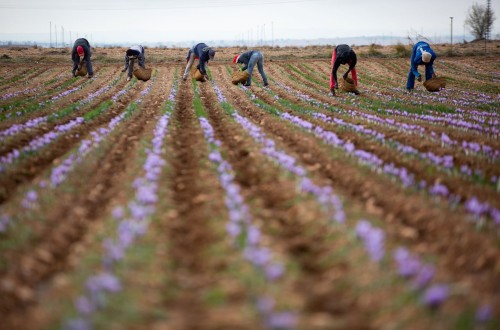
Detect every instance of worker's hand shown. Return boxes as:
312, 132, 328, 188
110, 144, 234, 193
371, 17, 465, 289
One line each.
343, 72, 349, 80
330, 88, 336, 96
121, 68, 127, 72
204, 74, 210, 81
432, 73, 437, 78
417, 75, 422, 82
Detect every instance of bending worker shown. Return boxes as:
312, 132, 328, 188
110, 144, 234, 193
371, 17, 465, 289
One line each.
182, 43, 215, 81
330, 44, 357, 96
406, 41, 436, 92
71, 38, 93, 78
122, 45, 146, 81
232, 50, 269, 87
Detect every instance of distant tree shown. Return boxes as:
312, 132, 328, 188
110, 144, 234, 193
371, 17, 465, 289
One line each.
465, 2, 496, 40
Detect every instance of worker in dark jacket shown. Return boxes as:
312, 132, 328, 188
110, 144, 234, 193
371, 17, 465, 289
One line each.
406, 41, 436, 91
121, 45, 146, 81
71, 38, 93, 78
330, 44, 357, 95
182, 43, 215, 81
232, 50, 269, 87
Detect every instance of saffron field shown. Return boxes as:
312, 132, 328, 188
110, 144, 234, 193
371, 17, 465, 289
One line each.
0, 49, 499, 329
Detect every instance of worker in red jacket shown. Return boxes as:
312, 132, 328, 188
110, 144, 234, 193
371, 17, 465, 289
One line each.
330, 44, 357, 96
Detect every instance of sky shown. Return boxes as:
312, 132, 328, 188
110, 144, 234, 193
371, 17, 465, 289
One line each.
0, 0, 499, 45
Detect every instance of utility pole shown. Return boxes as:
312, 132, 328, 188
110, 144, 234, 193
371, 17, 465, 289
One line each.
449, 17, 453, 55
62, 26, 64, 47
263, 24, 266, 46
463, 22, 466, 43
55, 24, 57, 48
272, 21, 274, 47
485, 0, 491, 55
50, 21, 52, 48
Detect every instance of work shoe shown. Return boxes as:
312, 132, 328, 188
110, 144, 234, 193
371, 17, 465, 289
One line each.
406, 88, 413, 93
263, 83, 269, 87
127, 76, 131, 82
88, 74, 93, 79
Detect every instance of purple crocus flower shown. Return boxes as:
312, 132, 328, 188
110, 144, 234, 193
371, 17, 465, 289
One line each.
412, 265, 435, 290
75, 296, 95, 315
0, 214, 11, 232
421, 284, 449, 308
266, 312, 298, 329
394, 248, 421, 278
355, 220, 385, 262
64, 318, 92, 330
475, 304, 493, 323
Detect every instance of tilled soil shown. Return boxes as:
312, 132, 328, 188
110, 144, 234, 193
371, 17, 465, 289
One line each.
0, 55, 498, 329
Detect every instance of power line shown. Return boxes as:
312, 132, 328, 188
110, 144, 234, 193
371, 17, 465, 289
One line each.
0, 0, 325, 10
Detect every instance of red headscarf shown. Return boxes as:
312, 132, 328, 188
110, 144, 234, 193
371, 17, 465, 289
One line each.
76, 46, 84, 56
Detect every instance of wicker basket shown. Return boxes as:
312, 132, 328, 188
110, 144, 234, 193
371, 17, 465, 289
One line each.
76, 62, 87, 77
341, 77, 359, 94
191, 68, 206, 82
423, 76, 446, 92
232, 70, 250, 85
133, 67, 152, 81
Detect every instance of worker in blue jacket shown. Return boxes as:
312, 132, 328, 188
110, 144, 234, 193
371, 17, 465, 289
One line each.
182, 43, 215, 81
406, 41, 436, 91
121, 45, 146, 81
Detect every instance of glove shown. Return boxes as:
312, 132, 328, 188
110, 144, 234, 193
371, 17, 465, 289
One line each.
417, 75, 422, 82
343, 72, 348, 80
432, 73, 437, 78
